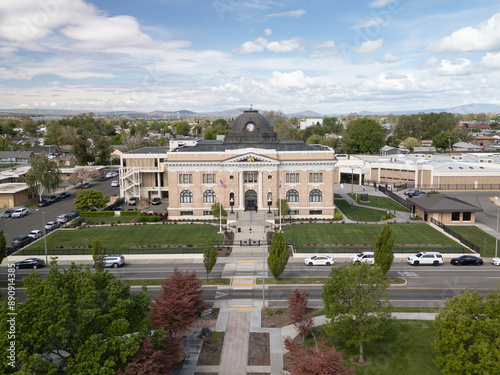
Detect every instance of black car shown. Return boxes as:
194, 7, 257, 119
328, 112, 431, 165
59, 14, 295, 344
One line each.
14, 258, 45, 269
151, 197, 161, 205
69, 209, 79, 219
60, 192, 71, 199
38, 198, 52, 207
3, 247, 16, 257
451, 255, 483, 266
407, 190, 423, 198
12, 235, 32, 248
49, 195, 60, 203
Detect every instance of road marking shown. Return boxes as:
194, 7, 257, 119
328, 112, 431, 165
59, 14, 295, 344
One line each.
215, 291, 229, 299
237, 260, 257, 263
228, 307, 253, 311
397, 271, 418, 277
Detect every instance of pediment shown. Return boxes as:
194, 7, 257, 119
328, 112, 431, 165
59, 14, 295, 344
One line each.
222, 152, 279, 165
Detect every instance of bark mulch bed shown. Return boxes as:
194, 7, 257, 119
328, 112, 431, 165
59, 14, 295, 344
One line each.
248, 332, 270, 366
197, 332, 225, 366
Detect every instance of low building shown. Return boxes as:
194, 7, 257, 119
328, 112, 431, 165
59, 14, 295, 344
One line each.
407, 194, 482, 224
0, 183, 29, 208
0, 151, 34, 165
299, 118, 323, 130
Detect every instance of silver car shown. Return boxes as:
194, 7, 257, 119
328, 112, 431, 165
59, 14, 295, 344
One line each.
92, 255, 125, 268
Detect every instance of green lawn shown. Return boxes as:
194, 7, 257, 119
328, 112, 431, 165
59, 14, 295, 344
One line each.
84, 216, 137, 224
447, 225, 498, 257
21, 224, 224, 255
335, 199, 387, 222
347, 193, 410, 212
283, 223, 460, 251
305, 320, 439, 375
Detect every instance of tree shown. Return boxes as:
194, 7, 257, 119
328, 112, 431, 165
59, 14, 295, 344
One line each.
211, 202, 227, 218
91, 240, 106, 272
68, 172, 82, 187
24, 151, 60, 202
73, 189, 109, 211
93, 135, 111, 165
322, 263, 392, 363
72, 137, 95, 165
343, 118, 385, 154
374, 224, 394, 276
306, 134, 323, 144
288, 289, 314, 340
76, 167, 100, 185
0, 263, 149, 374
175, 121, 191, 136
20, 117, 38, 136
267, 231, 289, 280
148, 268, 203, 337
283, 336, 355, 375
432, 132, 455, 151
402, 136, 421, 152
434, 288, 500, 375
203, 237, 217, 281
0, 230, 6, 260
277, 199, 289, 218
137, 198, 150, 213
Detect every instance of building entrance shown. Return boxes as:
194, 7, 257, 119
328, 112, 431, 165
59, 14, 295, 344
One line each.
244, 190, 257, 211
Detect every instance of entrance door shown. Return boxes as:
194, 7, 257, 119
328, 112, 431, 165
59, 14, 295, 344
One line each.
245, 190, 257, 211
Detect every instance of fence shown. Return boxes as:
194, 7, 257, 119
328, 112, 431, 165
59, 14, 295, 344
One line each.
377, 185, 412, 210
293, 245, 470, 254
417, 183, 500, 191
430, 218, 481, 252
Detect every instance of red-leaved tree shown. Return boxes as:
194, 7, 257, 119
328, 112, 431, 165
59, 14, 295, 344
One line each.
288, 289, 314, 340
115, 332, 184, 375
284, 337, 354, 375
148, 268, 203, 337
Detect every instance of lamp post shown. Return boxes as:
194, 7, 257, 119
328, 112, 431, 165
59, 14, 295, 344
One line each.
351, 167, 355, 195
43, 212, 48, 264
267, 198, 272, 213
261, 230, 266, 307
496, 207, 499, 258
230, 198, 234, 214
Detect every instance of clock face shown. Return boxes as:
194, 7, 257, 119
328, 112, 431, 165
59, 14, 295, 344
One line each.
246, 123, 255, 132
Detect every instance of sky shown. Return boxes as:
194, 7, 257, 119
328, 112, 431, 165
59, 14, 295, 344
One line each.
1, 0, 500, 114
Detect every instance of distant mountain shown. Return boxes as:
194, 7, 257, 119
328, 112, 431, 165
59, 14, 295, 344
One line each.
148, 110, 196, 116
288, 110, 323, 117
357, 103, 500, 116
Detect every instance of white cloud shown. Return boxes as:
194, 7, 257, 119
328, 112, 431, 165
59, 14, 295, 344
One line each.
434, 58, 472, 76
269, 70, 317, 90
266, 9, 307, 18
354, 38, 384, 54
235, 37, 305, 53
264, 28, 272, 36
368, 0, 397, 8
427, 13, 500, 53
481, 52, 500, 68
351, 18, 383, 29
379, 53, 400, 63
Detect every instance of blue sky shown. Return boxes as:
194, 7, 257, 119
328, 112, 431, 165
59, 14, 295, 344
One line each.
1, 0, 500, 114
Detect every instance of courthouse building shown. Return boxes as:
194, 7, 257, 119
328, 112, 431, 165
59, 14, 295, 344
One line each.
120, 109, 337, 219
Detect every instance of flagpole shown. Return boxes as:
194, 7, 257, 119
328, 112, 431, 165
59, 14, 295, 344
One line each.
219, 181, 222, 233
279, 179, 282, 231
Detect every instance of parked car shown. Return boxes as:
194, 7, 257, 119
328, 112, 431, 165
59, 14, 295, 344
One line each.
100, 176, 109, 181
49, 195, 60, 203
4, 247, 16, 257
60, 192, 71, 199
37, 198, 52, 207
14, 258, 45, 269
1, 210, 14, 218
68, 209, 79, 219
111, 180, 119, 187
304, 255, 334, 266
57, 214, 69, 223
350, 251, 375, 265
105, 172, 114, 179
91, 255, 125, 268
407, 190, 424, 198
404, 188, 420, 196
82, 182, 92, 188
12, 207, 29, 218
492, 257, 500, 266
407, 252, 443, 266
451, 255, 483, 266
412, 192, 427, 198
12, 235, 32, 248
28, 230, 43, 239
44, 221, 60, 232
128, 197, 139, 206
151, 197, 161, 205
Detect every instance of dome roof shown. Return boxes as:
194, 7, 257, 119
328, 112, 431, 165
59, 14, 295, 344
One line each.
230, 109, 273, 133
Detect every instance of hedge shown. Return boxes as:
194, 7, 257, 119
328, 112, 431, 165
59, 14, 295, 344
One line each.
79, 211, 114, 217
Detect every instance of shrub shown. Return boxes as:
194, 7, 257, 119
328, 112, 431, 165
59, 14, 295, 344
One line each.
79, 211, 114, 217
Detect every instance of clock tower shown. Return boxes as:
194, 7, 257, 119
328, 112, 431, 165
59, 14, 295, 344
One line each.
224, 108, 278, 143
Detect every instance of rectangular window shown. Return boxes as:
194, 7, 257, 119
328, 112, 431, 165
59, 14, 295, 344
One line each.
160, 173, 164, 187
286, 173, 299, 183
462, 212, 472, 221
451, 212, 460, 222
203, 174, 216, 184
180, 211, 193, 216
309, 210, 322, 215
154, 159, 158, 167
203, 211, 212, 216
244, 172, 258, 183
309, 173, 323, 183
289, 210, 299, 215
179, 174, 192, 184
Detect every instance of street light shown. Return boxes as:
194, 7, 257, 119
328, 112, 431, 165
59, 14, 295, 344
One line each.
351, 167, 355, 195
496, 207, 499, 258
267, 198, 272, 213
230, 198, 234, 214
260, 229, 266, 307
43, 212, 48, 264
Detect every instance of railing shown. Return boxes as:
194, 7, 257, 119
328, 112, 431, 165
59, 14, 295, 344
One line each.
238, 240, 271, 246
377, 185, 412, 210
418, 183, 500, 191
294, 245, 470, 254
430, 218, 481, 252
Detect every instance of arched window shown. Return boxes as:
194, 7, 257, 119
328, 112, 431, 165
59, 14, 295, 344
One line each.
309, 189, 322, 202
203, 190, 216, 203
286, 189, 299, 203
180, 190, 193, 203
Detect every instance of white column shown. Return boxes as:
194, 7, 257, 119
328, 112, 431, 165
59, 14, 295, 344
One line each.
239, 172, 244, 209
258, 171, 263, 211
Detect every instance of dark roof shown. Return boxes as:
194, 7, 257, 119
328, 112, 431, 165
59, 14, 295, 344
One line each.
407, 194, 482, 212
124, 147, 168, 155
172, 139, 328, 152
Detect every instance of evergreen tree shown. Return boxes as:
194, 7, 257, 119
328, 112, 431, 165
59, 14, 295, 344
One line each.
267, 231, 289, 280
374, 224, 395, 276
203, 237, 218, 281
91, 240, 106, 272
0, 230, 6, 260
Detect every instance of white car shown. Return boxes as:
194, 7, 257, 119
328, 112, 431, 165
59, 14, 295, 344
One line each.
57, 214, 69, 223
111, 180, 119, 187
11, 207, 29, 218
407, 252, 443, 266
44, 221, 60, 232
304, 255, 334, 266
28, 230, 43, 239
492, 257, 500, 266
350, 252, 375, 265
